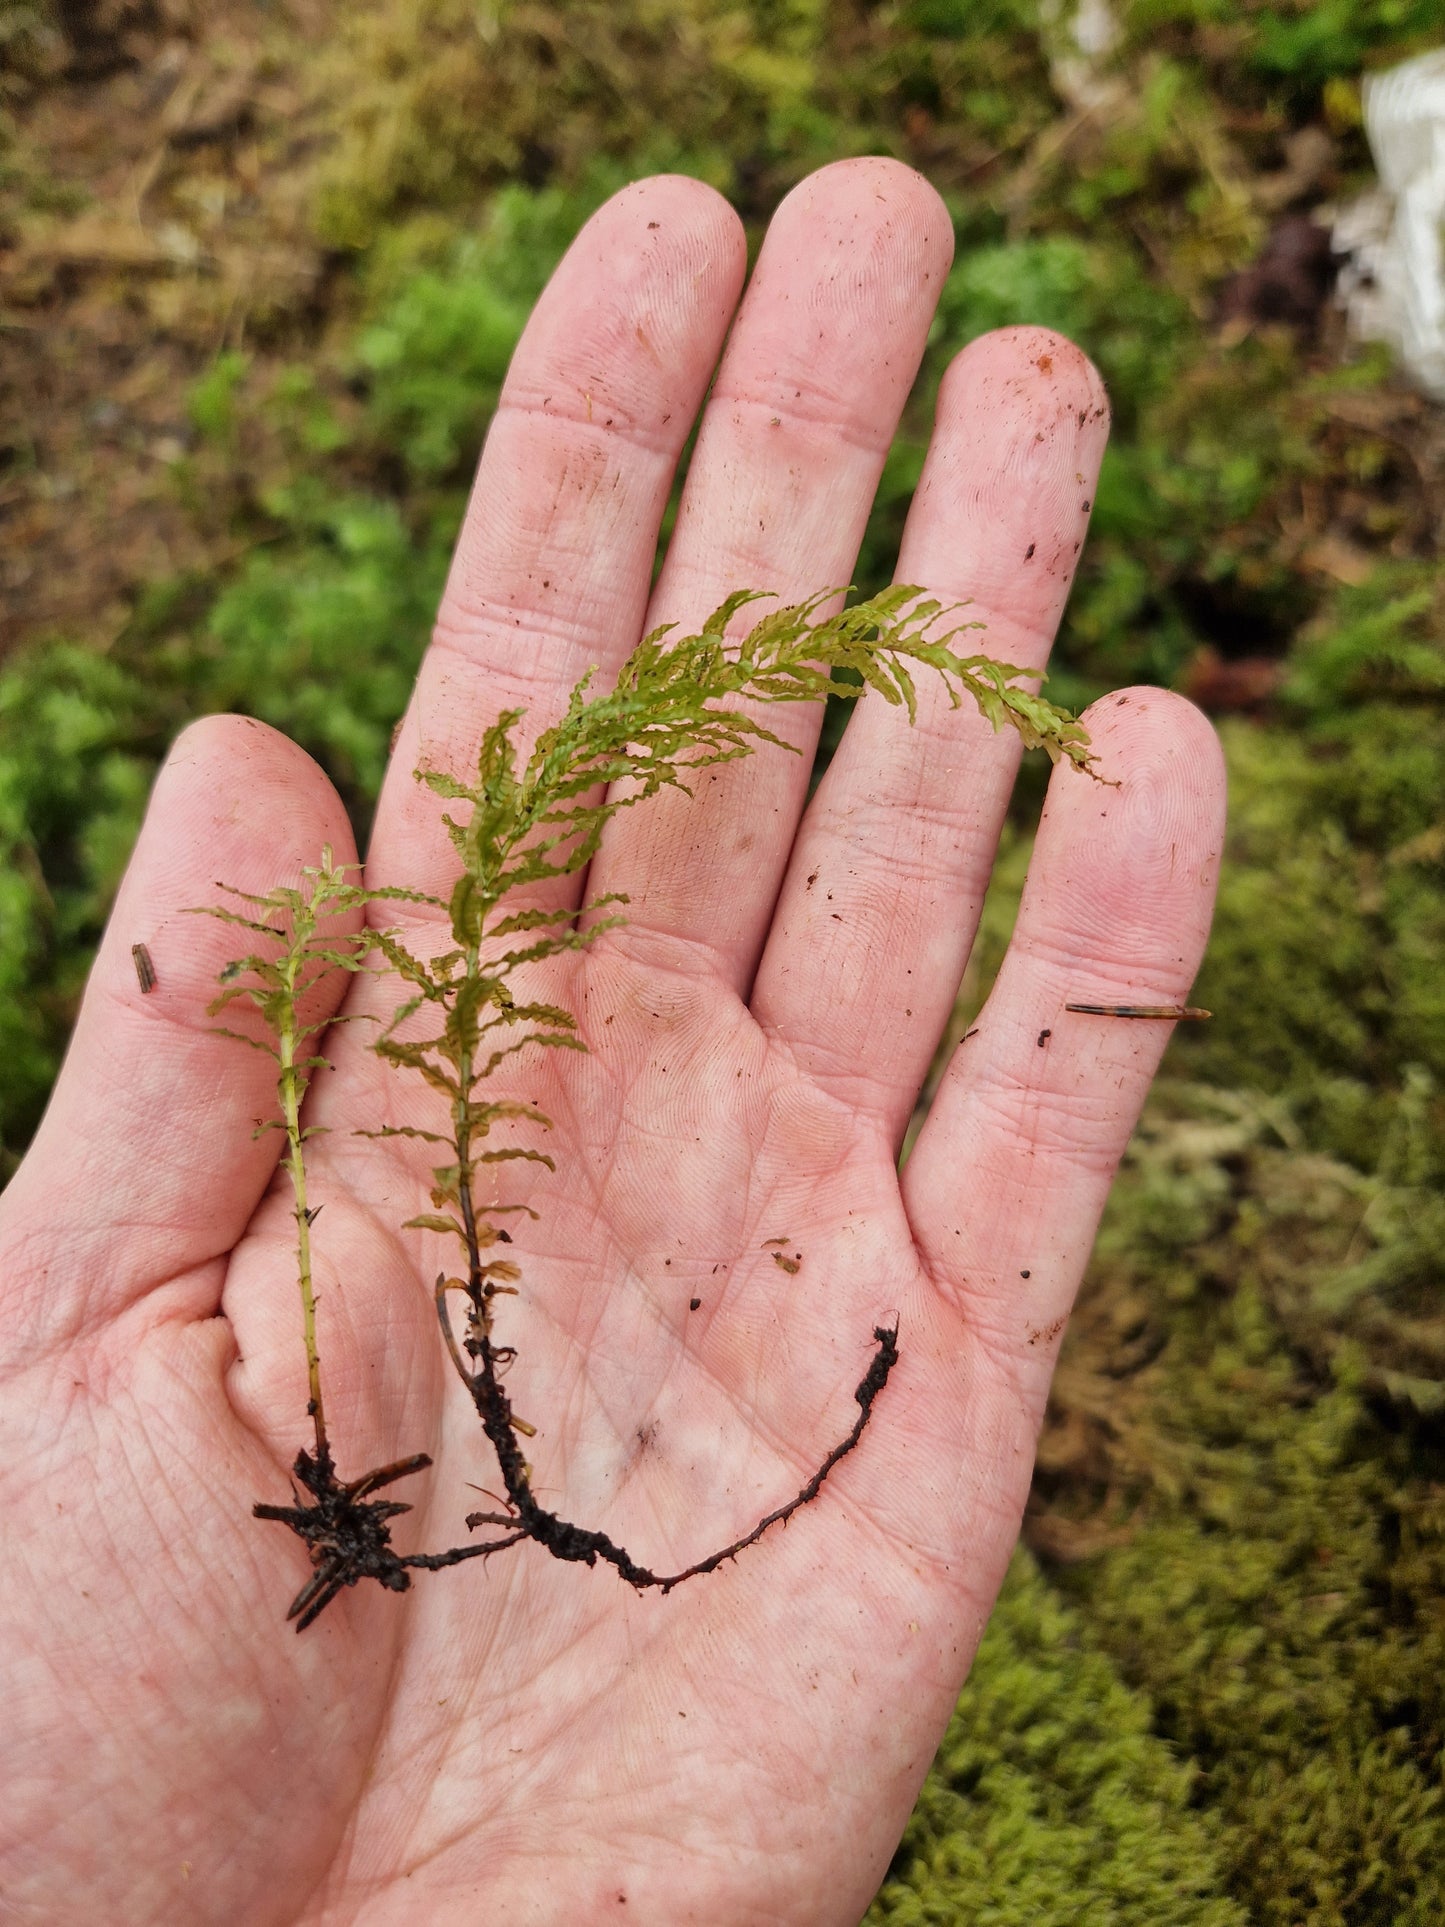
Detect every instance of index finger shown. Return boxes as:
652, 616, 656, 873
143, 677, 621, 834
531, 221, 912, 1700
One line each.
364, 177, 746, 907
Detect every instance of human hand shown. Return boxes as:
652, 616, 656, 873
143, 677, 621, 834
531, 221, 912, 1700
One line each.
0, 159, 1224, 1925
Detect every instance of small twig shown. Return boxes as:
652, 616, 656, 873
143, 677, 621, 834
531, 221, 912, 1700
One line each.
1065, 1003, 1211, 1020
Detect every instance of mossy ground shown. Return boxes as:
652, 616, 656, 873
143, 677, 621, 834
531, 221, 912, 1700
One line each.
3, 2, 1443, 1918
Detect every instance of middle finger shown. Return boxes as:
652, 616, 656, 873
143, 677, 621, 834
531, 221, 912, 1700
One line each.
584, 158, 955, 992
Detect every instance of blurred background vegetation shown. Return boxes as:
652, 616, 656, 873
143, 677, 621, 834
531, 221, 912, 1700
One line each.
3, 1, 1444, 1919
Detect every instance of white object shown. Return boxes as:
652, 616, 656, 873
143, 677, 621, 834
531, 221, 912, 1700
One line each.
1042, 0, 1124, 116
1335, 47, 1445, 400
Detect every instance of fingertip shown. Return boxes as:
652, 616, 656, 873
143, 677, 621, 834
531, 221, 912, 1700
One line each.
1034, 685, 1227, 964
1080, 681, 1222, 753
81, 717, 359, 1065
1074, 685, 1227, 842
125, 714, 357, 933
599, 172, 749, 294
524, 173, 749, 384
162, 712, 356, 830
780, 151, 954, 225
900, 328, 1110, 661
942, 325, 1109, 428
601, 171, 747, 253
768, 155, 956, 302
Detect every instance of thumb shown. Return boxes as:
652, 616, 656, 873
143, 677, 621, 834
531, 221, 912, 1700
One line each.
0, 716, 358, 1356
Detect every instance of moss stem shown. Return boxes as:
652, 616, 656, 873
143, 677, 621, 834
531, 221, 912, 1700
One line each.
277, 952, 326, 1460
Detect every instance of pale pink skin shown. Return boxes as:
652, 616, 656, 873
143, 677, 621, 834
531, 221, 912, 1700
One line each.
0, 162, 1225, 1925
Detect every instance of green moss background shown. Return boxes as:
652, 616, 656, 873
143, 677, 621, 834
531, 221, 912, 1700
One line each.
3, 2, 1444, 1919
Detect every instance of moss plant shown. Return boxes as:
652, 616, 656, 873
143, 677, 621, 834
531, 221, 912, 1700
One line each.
200, 850, 504, 1625
214, 585, 1092, 1627
866, 1549, 1246, 1926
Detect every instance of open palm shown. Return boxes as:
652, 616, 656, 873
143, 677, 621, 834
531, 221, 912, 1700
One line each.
1, 161, 1224, 1925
